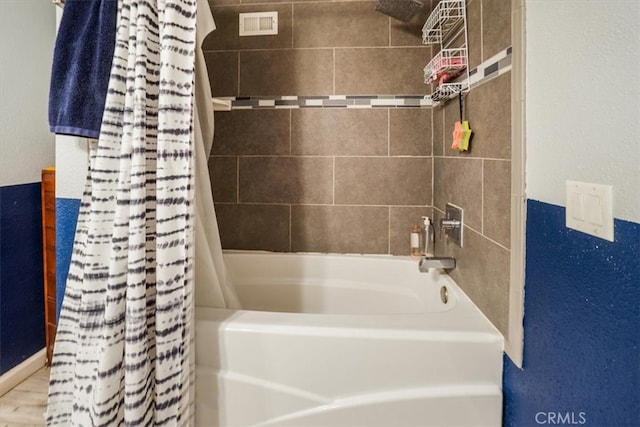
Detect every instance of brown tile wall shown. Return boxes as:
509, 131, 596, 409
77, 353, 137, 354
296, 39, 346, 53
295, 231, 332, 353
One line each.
205, 0, 513, 336
431, 0, 512, 335
208, 107, 433, 255
204, 0, 433, 96
205, 0, 434, 256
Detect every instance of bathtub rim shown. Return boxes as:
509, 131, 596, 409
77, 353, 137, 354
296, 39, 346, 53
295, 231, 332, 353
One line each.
224, 250, 460, 316
197, 250, 504, 345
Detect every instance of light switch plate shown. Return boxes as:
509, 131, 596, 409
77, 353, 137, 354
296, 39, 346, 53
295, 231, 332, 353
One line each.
566, 180, 614, 242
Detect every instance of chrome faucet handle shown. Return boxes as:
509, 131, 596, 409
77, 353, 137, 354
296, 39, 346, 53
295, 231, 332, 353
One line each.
440, 218, 461, 230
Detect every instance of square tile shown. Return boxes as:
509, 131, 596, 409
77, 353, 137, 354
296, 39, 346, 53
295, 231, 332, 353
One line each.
214, 203, 290, 251
212, 110, 290, 155
433, 157, 483, 230
483, 159, 511, 248
433, 218, 510, 336
239, 156, 333, 204
335, 157, 432, 205
466, 0, 482, 69
294, 1, 389, 48
291, 109, 388, 156
291, 205, 389, 254
204, 51, 238, 97
390, 109, 431, 156
482, 0, 511, 61
464, 71, 511, 159
335, 47, 431, 95
240, 49, 334, 96
432, 105, 444, 156
209, 156, 237, 202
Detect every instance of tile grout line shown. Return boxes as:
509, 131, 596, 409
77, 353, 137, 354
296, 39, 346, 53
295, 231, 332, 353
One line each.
430, 157, 434, 207
236, 51, 241, 96
216, 201, 436, 209
441, 105, 445, 155
288, 204, 292, 251
430, 108, 435, 207
387, 206, 391, 254
218, 155, 434, 159
431, 155, 511, 162
206, 46, 432, 53
290, 3, 294, 49
387, 109, 391, 156
236, 156, 240, 203
332, 156, 336, 205
332, 47, 336, 95
480, 0, 484, 63
481, 158, 485, 235
465, 222, 511, 252
288, 109, 292, 155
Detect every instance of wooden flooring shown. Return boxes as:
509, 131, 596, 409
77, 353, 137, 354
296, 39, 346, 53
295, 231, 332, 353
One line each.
0, 368, 48, 426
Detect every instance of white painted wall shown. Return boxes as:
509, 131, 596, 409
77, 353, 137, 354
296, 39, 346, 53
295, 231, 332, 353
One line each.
0, 0, 56, 186
525, 0, 640, 223
55, 135, 88, 199
52, 6, 89, 200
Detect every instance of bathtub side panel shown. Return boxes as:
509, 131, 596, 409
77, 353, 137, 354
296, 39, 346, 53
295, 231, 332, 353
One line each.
195, 253, 504, 426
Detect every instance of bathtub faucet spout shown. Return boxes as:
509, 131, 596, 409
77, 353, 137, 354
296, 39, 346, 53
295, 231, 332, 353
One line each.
418, 256, 456, 272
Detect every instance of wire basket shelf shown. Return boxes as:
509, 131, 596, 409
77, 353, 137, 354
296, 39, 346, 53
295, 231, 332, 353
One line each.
423, 47, 468, 84
427, 82, 468, 103
422, 0, 466, 45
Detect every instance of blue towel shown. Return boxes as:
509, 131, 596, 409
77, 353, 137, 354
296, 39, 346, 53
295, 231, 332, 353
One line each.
49, 0, 118, 139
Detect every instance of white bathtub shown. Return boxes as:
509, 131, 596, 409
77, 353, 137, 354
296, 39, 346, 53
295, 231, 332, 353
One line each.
195, 251, 503, 426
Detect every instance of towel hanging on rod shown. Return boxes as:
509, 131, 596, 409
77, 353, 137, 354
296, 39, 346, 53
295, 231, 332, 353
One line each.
49, 0, 118, 138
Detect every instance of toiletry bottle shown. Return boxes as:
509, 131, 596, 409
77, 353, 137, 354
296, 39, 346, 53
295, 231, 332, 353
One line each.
422, 216, 434, 257
410, 224, 422, 259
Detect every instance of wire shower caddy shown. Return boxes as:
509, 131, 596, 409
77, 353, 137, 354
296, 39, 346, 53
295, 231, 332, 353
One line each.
422, 0, 470, 104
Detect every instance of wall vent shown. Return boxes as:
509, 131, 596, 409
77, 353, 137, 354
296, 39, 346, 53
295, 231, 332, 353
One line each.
239, 12, 278, 36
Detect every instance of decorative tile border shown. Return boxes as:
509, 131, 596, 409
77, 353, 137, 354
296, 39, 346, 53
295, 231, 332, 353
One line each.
468, 46, 512, 89
213, 95, 434, 110
212, 47, 512, 111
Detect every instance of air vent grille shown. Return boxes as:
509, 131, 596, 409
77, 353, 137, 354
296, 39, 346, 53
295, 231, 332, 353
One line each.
239, 12, 278, 36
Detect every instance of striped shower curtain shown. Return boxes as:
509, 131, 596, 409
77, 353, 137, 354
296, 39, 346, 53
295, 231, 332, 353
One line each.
47, 0, 199, 424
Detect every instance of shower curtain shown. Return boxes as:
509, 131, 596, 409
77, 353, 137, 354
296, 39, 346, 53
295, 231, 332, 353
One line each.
193, 0, 240, 310
47, 0, 237, 424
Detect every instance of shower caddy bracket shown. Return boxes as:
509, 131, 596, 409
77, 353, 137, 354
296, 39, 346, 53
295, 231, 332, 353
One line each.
422, 0, 470, 104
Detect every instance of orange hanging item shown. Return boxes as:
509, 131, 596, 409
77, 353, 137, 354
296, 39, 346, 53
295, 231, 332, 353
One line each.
451, 93, 472, 152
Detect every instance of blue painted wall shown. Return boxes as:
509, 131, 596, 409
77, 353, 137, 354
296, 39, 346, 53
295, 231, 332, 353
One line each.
503, 200, 640, 426
55, 198, 81, 319
0, 183, 46, 374
53, 198, 640, 426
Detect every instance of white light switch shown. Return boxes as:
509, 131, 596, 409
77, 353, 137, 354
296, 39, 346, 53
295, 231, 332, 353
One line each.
585, 194, 603, 225
569, 191, 584, 221
566, 180, 614, 242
